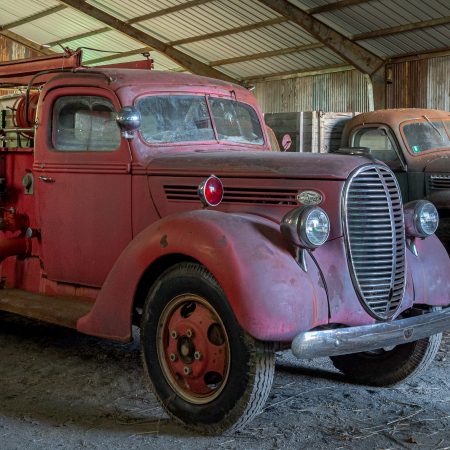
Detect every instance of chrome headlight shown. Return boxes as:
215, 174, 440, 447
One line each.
404, 200, 439, 238
281, 206, 330, 249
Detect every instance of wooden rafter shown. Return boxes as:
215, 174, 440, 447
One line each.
169, 17, 288, 46
85, 47, 151, 65
308, 0, 373, 15
46, 0, 214, 49
210, 43, 324, 67
0, 29, 55, 56
257, 0, 384, 75
354, 16, 450, 40
0, 5, 68, 31
246, 64, 353, 82
58, 0, 237, 82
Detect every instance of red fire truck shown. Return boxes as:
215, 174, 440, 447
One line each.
0, 50, 449, 433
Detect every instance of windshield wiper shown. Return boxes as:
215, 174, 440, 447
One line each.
423, 115, 443, 139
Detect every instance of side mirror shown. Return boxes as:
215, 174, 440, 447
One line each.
116, 106, 141, 139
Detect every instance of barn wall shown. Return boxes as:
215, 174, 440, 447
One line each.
254, 54, 449, 114
253, 69, 371, 113
0, 35, 40, 62
386, 54, 450, 110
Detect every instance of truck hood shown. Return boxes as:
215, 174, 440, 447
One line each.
146, 151, 368, 180
423, 154, 450, 173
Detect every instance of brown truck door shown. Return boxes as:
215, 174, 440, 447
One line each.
351, 125, 409, 201
34, 87, 132, 288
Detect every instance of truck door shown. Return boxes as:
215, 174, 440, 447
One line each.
34, 87, 132, 287
351, 126, 409, 201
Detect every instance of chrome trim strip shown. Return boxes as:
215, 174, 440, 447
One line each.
291, 308, 450, 358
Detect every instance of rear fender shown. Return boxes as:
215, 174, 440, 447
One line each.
77, 210, 329, 341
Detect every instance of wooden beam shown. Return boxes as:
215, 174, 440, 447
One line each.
211, 43, 324, 66
58, 0, 237, 82
245, 63, 352, 82
354, 16, 450, 40
0, 5, 68, 31
127, 0, 214, 24
85, 47, 151, 65
308, 0, 372, 15
45, 0, 214, 50
45, 27, 109, 48
170, 17, 288, 46
0, 30, 55, 55
257, 0, 384, 75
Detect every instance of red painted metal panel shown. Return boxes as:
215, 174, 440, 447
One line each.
77, 210, 329, 342
33, 85, 132, 287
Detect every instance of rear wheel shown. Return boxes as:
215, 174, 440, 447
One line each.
141, 262, 275, 434
330, 333, 442, 386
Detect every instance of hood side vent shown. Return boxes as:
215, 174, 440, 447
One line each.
163, 185, 298, 205
428, 174, 450, 191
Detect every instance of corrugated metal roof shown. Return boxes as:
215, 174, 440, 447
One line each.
0, 0, 448, 80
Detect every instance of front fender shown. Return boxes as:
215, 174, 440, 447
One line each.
77, 210, 329, 342
407, 234, 450, 306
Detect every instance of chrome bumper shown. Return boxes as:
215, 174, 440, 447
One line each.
291, 307, 450, 359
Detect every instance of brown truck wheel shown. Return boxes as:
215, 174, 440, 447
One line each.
140, 262, 275, 434
330, 333, 442, 387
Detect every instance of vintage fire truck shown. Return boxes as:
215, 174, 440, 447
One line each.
0, 51, 449, 434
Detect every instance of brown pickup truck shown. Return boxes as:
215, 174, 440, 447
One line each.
338, 109, 450, 249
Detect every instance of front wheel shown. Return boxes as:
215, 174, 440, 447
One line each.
141, 262, 275, 434
330, 333, 442, 387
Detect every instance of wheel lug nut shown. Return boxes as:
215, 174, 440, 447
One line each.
186, 329, 193, 338
169, 353, 177, 362
183, 366, 192, 375
194, 351, 202, 360
170, 330, 178, 339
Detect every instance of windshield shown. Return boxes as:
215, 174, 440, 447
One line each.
401, 118, 450, 154
137, 95, 264, 145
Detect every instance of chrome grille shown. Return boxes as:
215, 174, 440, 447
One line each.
344, 165, 406, 320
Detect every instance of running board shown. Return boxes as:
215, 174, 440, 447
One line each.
0, 289, 94, 329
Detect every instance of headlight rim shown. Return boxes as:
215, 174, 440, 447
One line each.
404, 200, 439, 238
281, 206, 330, 249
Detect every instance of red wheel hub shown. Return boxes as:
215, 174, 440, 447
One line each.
158, 295, 230, 403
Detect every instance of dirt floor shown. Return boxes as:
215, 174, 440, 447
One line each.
0, 313, 449, 450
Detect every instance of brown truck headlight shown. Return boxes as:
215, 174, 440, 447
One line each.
404, 200, 439, 238
281, 206, 330, 249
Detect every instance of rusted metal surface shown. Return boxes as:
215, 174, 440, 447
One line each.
0, 50, 82, 84
0, 60, 448, 346
0, 288, 94, 329
254, 69, 371, 113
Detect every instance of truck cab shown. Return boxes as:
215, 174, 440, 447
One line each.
0, 53, 449, 434
339, 109, 450, 248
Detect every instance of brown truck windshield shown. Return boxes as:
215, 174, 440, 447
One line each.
137, 95, 264, 145
401, 118, 450, 154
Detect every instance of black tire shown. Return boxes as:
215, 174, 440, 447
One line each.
330, 333, 442, 387
140, 262, 275, 434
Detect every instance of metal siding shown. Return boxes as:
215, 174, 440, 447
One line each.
254, 69, 370, 113
427, 56, 450, 110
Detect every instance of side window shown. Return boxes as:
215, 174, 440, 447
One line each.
352, 127, 398, 162
53, 96, 120, 151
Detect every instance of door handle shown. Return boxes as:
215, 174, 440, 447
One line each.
38, 176, 55, 183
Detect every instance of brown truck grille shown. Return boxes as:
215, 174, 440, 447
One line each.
164, 185, 297, 205
428, 174, 450, 191
344, 165, 406, 320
